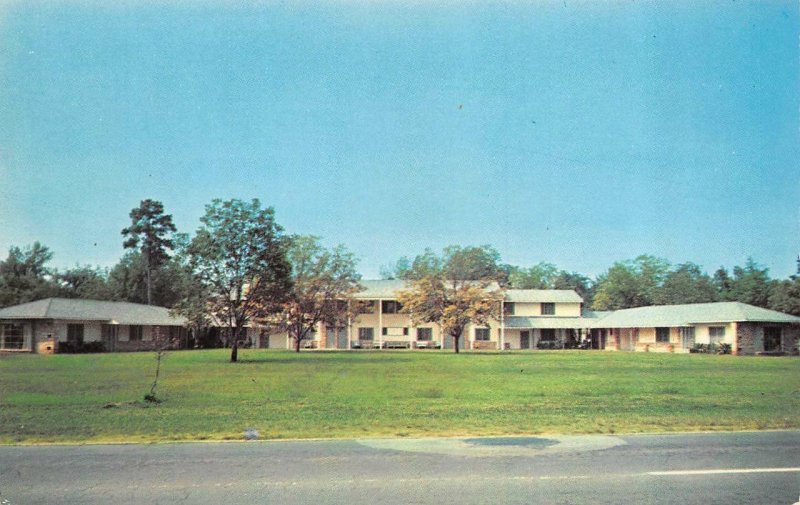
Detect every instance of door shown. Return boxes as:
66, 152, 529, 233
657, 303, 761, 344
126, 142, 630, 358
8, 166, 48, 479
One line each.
326, 327, 347, 349
520, 331, 530, 350
444, 334, 465, 350
680, 327, 695, 350
101, 324, 118, 352
763, 327, 782, 352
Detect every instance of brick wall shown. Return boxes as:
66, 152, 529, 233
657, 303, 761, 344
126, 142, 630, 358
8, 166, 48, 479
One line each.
735, 322, 758, 355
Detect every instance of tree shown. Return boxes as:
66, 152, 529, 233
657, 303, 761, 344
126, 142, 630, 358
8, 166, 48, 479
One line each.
58, 265, 112, 300
726, 258, 772, 308
396, 245, 504, 353
553, 270, 594, 306
507, 262, 559, 289
121, 199, 177, 305
0, 242, 59, 307
592, 255, 670, 310
266, 235, 361, 352
769, 277, 800, 316
181, 199, 292, 362
653, 263, 718, 305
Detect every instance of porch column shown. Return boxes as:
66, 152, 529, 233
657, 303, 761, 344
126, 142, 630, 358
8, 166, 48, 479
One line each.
378, 298, 383, 349
499, 300, 505, 351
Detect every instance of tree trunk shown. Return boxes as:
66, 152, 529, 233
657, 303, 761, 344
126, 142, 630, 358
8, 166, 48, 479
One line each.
295, 336, 301, 353
231, 339, 239, 363
145, 251, 152, 306
453, 334, 460, 354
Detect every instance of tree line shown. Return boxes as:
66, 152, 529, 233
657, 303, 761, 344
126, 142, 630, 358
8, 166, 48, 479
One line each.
1, 198, 799, 360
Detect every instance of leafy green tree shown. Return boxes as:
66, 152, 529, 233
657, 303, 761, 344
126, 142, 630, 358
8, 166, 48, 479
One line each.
726, 258, 772, 308
769, 277, 800, 316
712, 267, 732, 299
58, 265, 112, 300
592, 255, 670, 310
121, 199, 177, 305
397, 245, 504, 353
266, 235, 362, 352
181, 199, 292, 362
653, 263, 718, 305
0, 242, 59, 307
553, 270, 595, 306
507, 262, 559, 289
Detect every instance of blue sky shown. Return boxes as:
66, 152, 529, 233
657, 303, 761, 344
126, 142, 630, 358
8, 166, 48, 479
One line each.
0, 1, 798, 279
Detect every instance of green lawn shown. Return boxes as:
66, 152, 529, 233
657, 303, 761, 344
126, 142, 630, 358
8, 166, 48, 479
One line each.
0, 349, 798, 444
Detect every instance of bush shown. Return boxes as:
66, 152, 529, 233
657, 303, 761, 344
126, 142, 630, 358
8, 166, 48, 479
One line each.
57, 341, 106, 354
690, 342, 731, 355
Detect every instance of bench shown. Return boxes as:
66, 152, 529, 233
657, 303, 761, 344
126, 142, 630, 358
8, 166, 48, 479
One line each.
383, 341, 411, 349
415, 341, 441, 349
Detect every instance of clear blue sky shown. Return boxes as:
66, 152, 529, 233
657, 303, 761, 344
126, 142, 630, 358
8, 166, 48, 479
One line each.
0, 1, 798, 279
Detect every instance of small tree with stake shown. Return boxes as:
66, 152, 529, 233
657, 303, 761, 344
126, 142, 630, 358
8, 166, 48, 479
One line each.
143, 327, 182, 403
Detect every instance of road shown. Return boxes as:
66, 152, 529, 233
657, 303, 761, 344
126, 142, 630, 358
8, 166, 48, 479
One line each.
1, 431, 798, 504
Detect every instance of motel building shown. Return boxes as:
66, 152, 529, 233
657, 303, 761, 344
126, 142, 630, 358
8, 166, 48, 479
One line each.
253, 280, 596, 351
2, 281, 799, 355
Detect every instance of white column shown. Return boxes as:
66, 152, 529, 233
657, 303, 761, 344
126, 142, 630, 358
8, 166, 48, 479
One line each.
500, 300, 505, 351
378, 298, 383, 349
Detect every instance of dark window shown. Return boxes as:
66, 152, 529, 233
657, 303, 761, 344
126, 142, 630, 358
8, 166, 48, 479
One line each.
357, 301, 376, 314
382, 327, 408, 337
503, 302, 515, 316
474, 328, 490, 341
416, 328, 433, 341
763, 327, 782, 352
708, 326, 726, 343
381, 300, 402, 314
1, 324, 24, 350
656, 327, 670, 343
540, 303, 555, 315
129, 325, 143, 341
540, 329, 556, 341
358, 327, 374, 340
67, 324, 84, 345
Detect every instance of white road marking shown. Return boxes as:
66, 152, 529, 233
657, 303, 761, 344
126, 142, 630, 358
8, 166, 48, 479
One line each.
648, 467, 800, 476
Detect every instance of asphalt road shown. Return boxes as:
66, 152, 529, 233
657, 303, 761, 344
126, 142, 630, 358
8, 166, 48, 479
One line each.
1, 431, 798, 505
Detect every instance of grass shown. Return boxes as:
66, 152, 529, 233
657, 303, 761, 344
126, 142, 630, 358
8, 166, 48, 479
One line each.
0, 349, 798, 444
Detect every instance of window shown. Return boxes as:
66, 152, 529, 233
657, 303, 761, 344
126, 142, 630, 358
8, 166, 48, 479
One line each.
503, 302, 515, 316
656, 327, 670, 343
382, 327, 408, 336
416, 328, 433, 341
1, 324, 24, 350
129, 325, 143, 341
474, 328, 490, 341
358, 327, 374, 341
357, 301, 376, 314
763, 327, 782, 352
381, 300, 402, 314
708, 326, 726, 344
67, 324, 84, 345
540, 329, 556, 341
540, 303, 555, 315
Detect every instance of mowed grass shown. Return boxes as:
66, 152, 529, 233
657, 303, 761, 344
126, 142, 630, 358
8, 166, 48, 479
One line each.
0, 349, 798, 444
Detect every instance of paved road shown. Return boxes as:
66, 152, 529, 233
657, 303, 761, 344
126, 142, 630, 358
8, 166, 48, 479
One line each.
1, 431, 798, 504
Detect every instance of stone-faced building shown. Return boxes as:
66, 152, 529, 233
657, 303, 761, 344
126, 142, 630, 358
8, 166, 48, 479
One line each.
0, 298, 188, 353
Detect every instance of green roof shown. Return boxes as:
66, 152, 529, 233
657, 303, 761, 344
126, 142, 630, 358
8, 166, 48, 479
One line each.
0, 298, 186, 326
591, 302, 800, 328
504, 316, 594, 329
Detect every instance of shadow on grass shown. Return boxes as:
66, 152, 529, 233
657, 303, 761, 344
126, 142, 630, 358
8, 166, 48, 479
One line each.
234, 354, 421, 365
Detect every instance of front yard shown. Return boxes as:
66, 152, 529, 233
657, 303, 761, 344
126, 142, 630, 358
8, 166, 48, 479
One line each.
0, 350, 797, 444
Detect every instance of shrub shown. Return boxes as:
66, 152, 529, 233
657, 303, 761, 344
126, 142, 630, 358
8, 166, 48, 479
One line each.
718, 343, 732, 355
57, 341, 106, 354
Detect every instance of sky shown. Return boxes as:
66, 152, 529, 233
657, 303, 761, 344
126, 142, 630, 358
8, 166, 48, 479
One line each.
0, 0, 798, 280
